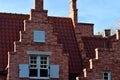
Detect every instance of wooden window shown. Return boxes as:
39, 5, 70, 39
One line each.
29, 55, 49, 79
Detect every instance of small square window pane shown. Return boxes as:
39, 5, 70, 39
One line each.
44, 57, 47, 60
41, 61, 44, 64
30, 56, 37, 60
41, 65, 44, 68
104, 73, 108, 76
30, 61, 33, 63
44, 65, 47, 68
29, 69, 38, 77
30, 56, 34, 59
34, 65, 37, 68
44, 61, 47, 64
30, 65, 33, 68
40, 69, 48, 77
34, 57, 37, 59
34, 61, 36, 64
41, 57, 44, 60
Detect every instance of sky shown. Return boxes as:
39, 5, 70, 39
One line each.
0, 0, 120, 34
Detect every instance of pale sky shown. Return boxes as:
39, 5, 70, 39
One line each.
0, 0, 120, 34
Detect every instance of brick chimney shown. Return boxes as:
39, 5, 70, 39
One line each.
34, 0, 43, 11
69, 0, 78, 27
104, 29, 111, 37
30, 0, 48, 22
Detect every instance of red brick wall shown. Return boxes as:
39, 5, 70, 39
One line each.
7, 1, 69, 80
74, 23, 94, 59
75, 23, 94, 37
80, 44, 120, 80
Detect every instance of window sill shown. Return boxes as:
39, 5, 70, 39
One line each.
29, 77, 49, 80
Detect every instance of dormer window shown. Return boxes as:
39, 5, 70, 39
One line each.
33, 30, 45, 42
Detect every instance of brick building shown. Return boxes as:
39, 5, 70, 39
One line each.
0, 0, 120, 80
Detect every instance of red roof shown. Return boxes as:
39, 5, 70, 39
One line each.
48, 16, 83, 74
0, 13, 29, 71
82, 37, 112, 58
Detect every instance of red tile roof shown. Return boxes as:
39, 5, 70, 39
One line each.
81, 37, 111, 58
0, 13, 29, 71
48, 16, 83, 74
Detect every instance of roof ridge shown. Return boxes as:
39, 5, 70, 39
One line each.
48, 16, 71, 19
0, 12, 29, 16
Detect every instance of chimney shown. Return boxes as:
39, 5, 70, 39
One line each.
69, 0, 78, 27
34, 0, 43, 11
30, 0, 48, 21
104, 29, 111, 37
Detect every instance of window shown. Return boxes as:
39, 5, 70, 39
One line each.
103, 71, 111, 80
29, 55, 49, 79
33, 30, 45, 42
19, 51, 60, 79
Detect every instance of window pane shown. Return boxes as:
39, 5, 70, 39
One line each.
41, 61, 44, 64
41, 65, 44, 68
34, 57, 37, 59
41, 56, 47, 60
34, 65, 37, 68
104, 73, 108, 76
44, 61, 47, 64
44, 57, 47, 60
40, 69, 48, 77
31, 56, 34, 59
30, 65, 33, 68
29, 69, 38, 77
104, 77, 108, 79
41, 56, 44, 60
30, 61, 33, 63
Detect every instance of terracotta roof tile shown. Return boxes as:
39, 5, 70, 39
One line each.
82, 37, 111, 58
48, 16, 82, 74
0, 13, 29, 71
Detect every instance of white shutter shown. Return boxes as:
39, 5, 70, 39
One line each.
19, 64, 29, 78
50, 65, 59, 78
34, 30, 45, 42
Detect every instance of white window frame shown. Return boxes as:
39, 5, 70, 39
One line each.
27, 51, 60, 79
103, 71, 111, 80
29, 55, 50, 79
